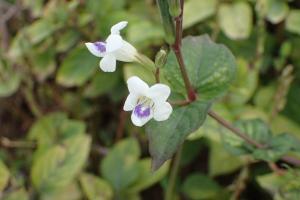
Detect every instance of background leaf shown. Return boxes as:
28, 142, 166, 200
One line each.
183, 0, 217, 29
286, 10, 300, 35
79, 173, 113, 200
218, 2, 253, 40
100, 138, 141, 196
56, 46, 98, 87
31, 134, 91, 193
0, 160, 10, 191
181, 173, 221, 200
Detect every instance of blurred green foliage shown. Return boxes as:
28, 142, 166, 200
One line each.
0, 0, 300, 199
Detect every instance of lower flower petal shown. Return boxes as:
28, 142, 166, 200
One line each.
153, 102, 173, 121
85, 42, 106, 57
123, 94, 138, 111
131, 108, 153, 127
99, 54, 116, 72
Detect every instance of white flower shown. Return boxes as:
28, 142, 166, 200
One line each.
123, 76, 173, 127
85, 21, 138, 72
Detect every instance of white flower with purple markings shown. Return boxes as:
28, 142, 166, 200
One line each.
85, 21, 138, 72
124, 76, 173, 127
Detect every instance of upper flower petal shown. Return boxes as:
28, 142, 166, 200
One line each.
106, 34, 123, 53
99, 54, 116, 72
147, 84, 171, 103
153, 102, 172, 121
123, 93, 138, 111
85, 42, 106, 57
127, 76, 149, 96
131, 107, 153, 127
110, 21, 128, 34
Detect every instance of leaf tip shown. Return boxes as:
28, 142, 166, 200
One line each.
151, 158, 166, 172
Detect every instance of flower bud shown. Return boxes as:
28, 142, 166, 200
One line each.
155, 48, 168, 68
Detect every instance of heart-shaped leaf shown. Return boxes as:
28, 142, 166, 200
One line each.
146, 101, 211, 170
164, 35, 236, 101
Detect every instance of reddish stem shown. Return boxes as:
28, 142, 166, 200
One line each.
171, 0, 196, 101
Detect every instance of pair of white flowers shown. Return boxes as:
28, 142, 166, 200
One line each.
85, 21, 172, 126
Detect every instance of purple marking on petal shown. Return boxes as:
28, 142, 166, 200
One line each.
134, 104, 151, 118
94, 42, 106, 53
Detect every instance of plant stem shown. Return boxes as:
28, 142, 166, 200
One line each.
165, 144, 183, 200
208, 111, 265, 148
155, 68, 160, 83
171, 0, 196, 101
0, 137, 36, 148
169, 99, 191, 106
208, 110, 300, 167
281, 155, 300, 166
23, 86, 42, 118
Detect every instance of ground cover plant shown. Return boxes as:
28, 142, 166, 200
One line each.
1, 0, 300, 199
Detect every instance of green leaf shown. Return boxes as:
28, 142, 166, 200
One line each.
79, 173, 113, 200
266, 0, 289, 24
222, 119, 272, 155
8, 31, 32, 58
84, 71, 120, 98
128, 159, 170, 193
183, 0, 217, 29
218, 2, 253, 40
22, 0, 44, 17
25, 18, 60, 45
56, 30, 80, 52
123, 63, 155, 85
30, 47, 56, 82
0, 160, 10, 191
56, 46, 98, 87
146, 100, 211, 170
61, 92, 95, 118
209, 141, 244, 177
188, 103, 234, 142
40, 182, 82, 200
286, 10, 300, 35
2, 188, 29, 200
100, 138, 141, 194
227, 58, 258, 105
270, 115, 300, 139
31, 134, 91, 193
253, 133, 300, 161
128, 21, 164, 49
164, 35, 236, 101
28, 112, 86, 149
0, 59, 21, 97
181, 173, 221, 200
257, 169, 300, 199
156, 0, 175, 44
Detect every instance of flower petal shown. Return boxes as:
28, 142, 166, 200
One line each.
110, 21, 128, 34
106, 34, 123, 53
147, 84, 171, 103
99, 54, 116, 72
114, 40, 137, 62
131, 109, 153, 127
153, 102, 172, 121
85, 42, 105, 57
127, 76, 149, 96
123, 93, 138, 111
